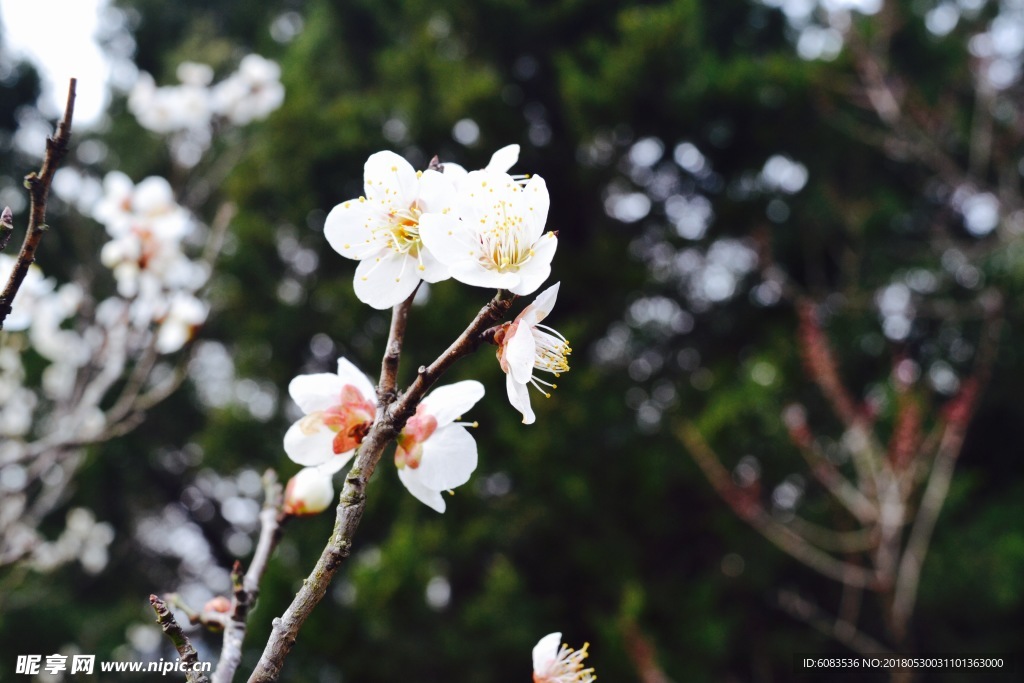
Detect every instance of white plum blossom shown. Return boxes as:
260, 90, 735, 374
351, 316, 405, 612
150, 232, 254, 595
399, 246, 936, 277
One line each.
495, 283, 571, 424
130, 55, 284, 134
284, 357, 377, 469
532, 632, 596, 683
211, 54, 286, 125
94, 172, 198, 298
155, 292, 209, 354
419, 169, 557, 296
129, 71, 212, 135
282, 461, 346, 516
324, 151, 457, 309
394, 380, 483, 513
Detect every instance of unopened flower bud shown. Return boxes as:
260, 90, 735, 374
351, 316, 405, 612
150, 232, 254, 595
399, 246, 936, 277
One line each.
203, 596, 232, 613
282, 467, 335, 516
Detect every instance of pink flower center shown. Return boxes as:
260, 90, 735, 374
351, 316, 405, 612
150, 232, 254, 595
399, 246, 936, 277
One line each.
395, 404, 438, 469
299, 384, 375, 454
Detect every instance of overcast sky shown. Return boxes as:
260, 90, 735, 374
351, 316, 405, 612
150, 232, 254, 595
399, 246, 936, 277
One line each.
0, 0, 112, 126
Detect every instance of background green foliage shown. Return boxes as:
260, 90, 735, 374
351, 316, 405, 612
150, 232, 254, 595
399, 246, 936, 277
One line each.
2, 0, 1023, 681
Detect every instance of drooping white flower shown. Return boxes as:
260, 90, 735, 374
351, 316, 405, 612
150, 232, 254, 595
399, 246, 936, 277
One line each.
495, 283, 571, 424
419, 169, 556, 296
282, 460, 346, 516
324, 151, 457, 309
394, 380, 483, 513
532, 632, 596, 683
284, 357, 377, 468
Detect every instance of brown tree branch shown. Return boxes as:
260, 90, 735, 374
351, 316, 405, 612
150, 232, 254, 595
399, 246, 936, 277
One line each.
0, 78, 76, 330
677, 421, 878, 590
247, 289, 515, 682
150, 594, 212, 683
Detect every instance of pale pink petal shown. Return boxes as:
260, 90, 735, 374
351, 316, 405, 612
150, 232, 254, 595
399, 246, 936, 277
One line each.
353, 251, 421, 309
335, 356, 377, 402
532, 632, 562, 673
396, 468, 447, 512
420, 380, 485, 427
505, 325, 536, 384
412, 424, 478, 490
486, 144, 520, 174
363, 151, 418, 207
509, 232, 557, 296
284, 420, 353, 467
506, 374, 535, 425
288, 373, 344, 413
324, 199, 381, 259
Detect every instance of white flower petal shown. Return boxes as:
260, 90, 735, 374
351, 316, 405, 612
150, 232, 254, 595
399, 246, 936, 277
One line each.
449, 261, 521, 290
418, 212, 470, 266
486, 144, 520, 173
363, 151, 418, 207
522, 174, 550, 241
284, 420, 354, 467
509, 232, 557, 296
518, 281, 560, 327
441, 161, 468, 184
416, 168, 456, 213
417, 245, 451, 283
532, 632, 562, 673
288, 373, 344, 413
506, 374, 535, 425
420, 380, 485, 427
397, 467, 448, 512
412, 424, 478, 490
336, 356, 377, 403
315, 457, 350, 476
324, 199, 380, 258
353, 251, 421, 309
505, 324, 536, 384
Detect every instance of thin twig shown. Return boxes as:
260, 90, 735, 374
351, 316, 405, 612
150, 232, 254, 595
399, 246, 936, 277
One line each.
889, 306, 1001, 641
378, 283, 418, 403
212, 471, 285, 683
247, 290, 515, 682
793, 439, 878, 524
150, 594, 212, 683
0, 79, 76, 330
778, 589, 891, 657
677, 421, 878, 590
